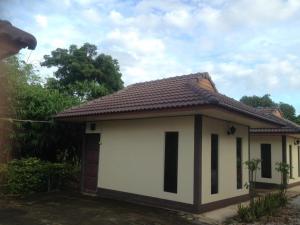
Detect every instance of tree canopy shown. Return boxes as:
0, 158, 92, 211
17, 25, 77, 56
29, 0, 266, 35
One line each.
240, 94, 276, 108
3, 56, 82, 162
2, 43, 124, 163
240, 94, 300, 124
41, 43, 124, 101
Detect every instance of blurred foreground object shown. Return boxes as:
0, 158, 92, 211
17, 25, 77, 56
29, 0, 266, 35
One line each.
0, 21, 36, 163
0, 20, 37, 59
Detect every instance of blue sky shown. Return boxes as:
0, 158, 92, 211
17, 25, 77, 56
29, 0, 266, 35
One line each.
2, 0, 300, 113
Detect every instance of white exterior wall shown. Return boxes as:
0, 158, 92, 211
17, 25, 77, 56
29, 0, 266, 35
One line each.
250, 135, 300, 185
287, 136, 300, 184
87, 116, 195, 204
250, 135, 282, 184
201, 116, 249, 204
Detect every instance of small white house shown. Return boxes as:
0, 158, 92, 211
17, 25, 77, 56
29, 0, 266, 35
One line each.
57, 73, 283, 213
250, 108, 300, 188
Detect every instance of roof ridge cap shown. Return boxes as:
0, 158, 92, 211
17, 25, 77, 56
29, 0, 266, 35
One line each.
127, 72, 209, 88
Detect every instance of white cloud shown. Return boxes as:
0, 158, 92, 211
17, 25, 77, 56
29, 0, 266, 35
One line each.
7, 0, 300, 113
106, 29, 165, 57
82, 8, 101, 23
135, 0, 188, 13
164, 9, 192, 28
197, 0, 300, 31
197, 55, 300, 98
34, 14, 48, 28
51, 38, 66, 48
109, 10, 124, 24
197, 6, 221, 29
102, 28, 193, 84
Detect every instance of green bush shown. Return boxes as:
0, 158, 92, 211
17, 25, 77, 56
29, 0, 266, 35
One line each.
0, 164, 8, 189
237, 192, 288, 223
6, 158, 79, 195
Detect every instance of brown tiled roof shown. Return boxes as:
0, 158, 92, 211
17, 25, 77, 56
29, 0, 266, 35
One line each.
250, 107, 300, 134
56, 73, 284, 125
0, 20, 37, 50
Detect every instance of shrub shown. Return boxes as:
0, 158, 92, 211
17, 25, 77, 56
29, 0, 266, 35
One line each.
6, 158, 79, 195
0, 163, 8, 184
237, 204, 256, 223
0, 164, 8, 193
237, 192, 288, 223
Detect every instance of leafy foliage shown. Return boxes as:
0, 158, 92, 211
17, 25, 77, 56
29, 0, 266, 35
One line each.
278, 102, 297, 122
240, 94, 300, 124
3, 43, 124, 163
41, 43, 123, 101
0, 163, 7, 184
240, 94, 276, 108
237, 192, 288, 223
244, 159, 261, 204
6, 158, 79, 195
3, 56, 83, 162
275, 162, 291, 192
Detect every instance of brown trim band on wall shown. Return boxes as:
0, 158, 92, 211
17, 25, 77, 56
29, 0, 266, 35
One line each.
199, 194, 250, 213
194, 115, 202, 211
288, 181, 300, 188
254, 182, 280, 189
253, 181, 300, 189
97, 187, 249, 214
97, 188, 195, 212
255, 181, 300, 189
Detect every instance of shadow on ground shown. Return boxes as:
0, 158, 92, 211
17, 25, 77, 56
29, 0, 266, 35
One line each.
0, 192, 200, 225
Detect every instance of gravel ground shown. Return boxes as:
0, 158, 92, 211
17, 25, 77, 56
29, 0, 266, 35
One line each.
0, 192, 207, 225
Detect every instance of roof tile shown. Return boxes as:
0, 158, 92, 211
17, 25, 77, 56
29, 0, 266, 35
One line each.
56, 73, 285, 126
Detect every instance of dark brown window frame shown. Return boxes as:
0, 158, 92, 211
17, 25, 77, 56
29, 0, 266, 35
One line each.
164, 132, 179, 193
211, 134, 219, 194
236, 137, 243, 189
261, 144, 272, 179
289, 145, 293, 179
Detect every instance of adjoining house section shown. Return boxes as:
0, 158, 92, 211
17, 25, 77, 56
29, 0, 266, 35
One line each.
56, 73, 284, 213
250, 107, 300, 188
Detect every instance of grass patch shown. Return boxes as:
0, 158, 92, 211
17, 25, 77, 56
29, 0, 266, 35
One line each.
237, 192, 288, 223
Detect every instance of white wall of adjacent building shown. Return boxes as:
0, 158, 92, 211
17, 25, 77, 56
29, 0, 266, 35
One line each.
87, 116, 195, 204
201, 116, 249, 204
250, 135, 300, 185
287, 136, 300, 184
85, 114, 251, 206
250, 135, 282, 184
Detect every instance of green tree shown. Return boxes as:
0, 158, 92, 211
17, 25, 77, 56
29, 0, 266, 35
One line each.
245, 159, 261, 205
41, 43, 124, 101
296, 115, 300, 124
3, 56, 82, 163
275, 162, 291, 193
240, 94, 276, 108
240, 94, 300, 124
279, 102, 296, 122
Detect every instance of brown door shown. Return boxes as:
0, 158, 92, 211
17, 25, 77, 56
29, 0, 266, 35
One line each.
83, 134, 100, 193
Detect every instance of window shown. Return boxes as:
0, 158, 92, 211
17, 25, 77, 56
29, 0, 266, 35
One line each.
211, 134, 219, 194
289, 145, 293, 179
261, 144, 271, 178
236, 138, 243, 189
164, 132, 178, 193
298, 146, 300, 177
